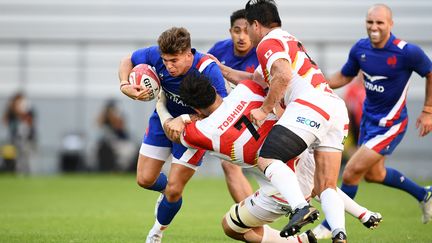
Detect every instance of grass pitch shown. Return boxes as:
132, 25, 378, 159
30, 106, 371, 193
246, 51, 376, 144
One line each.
0, 174, 431, 242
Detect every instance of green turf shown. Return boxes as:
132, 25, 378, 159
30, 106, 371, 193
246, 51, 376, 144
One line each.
0, 174, 431, 242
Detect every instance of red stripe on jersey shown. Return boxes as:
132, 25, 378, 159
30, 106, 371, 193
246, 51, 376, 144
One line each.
372, 118, 408, 153
182, 122, 213, 150
384, 99, 406, 127
242, 118, 276, 165
239, 79, 266, 97
297, 58, 314, 76
393, 39, 401, 45
187, 149, 206, 166
294, 99, 330, 121
287, 41, 299, 65
310, 73, 327, 88
195, 55, 210, 70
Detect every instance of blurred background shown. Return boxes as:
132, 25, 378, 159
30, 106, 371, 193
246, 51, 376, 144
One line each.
0, 0, 430, 178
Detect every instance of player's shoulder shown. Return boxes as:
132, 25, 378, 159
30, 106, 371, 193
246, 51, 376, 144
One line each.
352, 38, 370, 50
209, 39, 233, 51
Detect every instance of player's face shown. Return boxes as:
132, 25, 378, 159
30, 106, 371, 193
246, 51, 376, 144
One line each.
366, 7, 393, 48
246, 20, 260, 47
230, 18, 253, 56
161, 51, 193, 77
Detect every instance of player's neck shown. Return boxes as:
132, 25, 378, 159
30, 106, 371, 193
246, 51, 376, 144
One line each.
206, 96, 223, 115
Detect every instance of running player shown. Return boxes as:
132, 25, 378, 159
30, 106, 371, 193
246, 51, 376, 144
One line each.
118, 27, 228, 243
313, 4, 432, 239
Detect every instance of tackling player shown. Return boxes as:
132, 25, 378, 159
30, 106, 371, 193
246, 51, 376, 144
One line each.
212, 1, 350, 241
157, 73, 382, 243
118, 27, 228, 243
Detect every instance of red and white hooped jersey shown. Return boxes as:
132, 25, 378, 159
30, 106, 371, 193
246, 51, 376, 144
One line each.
256, 28, 335, 104
180, 80, 277, 166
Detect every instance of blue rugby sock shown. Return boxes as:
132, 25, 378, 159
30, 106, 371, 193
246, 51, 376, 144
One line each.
320, 183, 358, 230
156, 196, 182, 225
340, 183, 359, 199
147, 172, 168, 192
383, 167, 426, 202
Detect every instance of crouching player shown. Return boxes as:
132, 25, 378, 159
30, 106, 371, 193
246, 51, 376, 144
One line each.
157, 73, 382, 242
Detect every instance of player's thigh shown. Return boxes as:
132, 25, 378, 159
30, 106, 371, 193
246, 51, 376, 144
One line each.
136, 153, 166, 186
221, 160, 244, 177
224, 193, 283, 234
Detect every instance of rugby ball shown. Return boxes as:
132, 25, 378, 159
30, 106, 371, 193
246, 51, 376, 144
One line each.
129, 64, 161, 100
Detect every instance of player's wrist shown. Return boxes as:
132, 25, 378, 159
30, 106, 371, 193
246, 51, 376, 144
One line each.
260, 106, 271, 115
119, 80, 130, 90
423, 105, 432, 114
180, 114, 191, 123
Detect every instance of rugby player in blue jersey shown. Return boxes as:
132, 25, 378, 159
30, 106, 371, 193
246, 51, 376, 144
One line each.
314, 4, 432, 239
207, 9, 259, 203
118, 27, 228, 243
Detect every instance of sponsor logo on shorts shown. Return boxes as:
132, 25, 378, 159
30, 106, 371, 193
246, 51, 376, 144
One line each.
296, 116, 321, 129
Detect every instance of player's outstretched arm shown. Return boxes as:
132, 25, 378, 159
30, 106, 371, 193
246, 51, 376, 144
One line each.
416, 72, 432, 137
327, 71, 354, 89
207, 53, 253, 85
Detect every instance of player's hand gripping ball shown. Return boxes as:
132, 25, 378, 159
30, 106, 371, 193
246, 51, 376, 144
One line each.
129, 64, 161, 100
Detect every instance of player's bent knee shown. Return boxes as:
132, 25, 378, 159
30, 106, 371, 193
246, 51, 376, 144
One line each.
164, 183, 184, 202
136, 176, 157, 189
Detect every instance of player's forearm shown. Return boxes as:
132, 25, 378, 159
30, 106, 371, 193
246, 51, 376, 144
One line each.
261, 72, 288, 114
423, 72, 432, 113
328, 71, 353, 89
118, 55, 133, 83
220, 64, 253, 85
156, 91, 173, 126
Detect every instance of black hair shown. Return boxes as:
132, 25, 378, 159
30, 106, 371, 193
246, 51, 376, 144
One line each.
245, 0, 281, 28
230, 9, 246, 27
179, 72, 216, 110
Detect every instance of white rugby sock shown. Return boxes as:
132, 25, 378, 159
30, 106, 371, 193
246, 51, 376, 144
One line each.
320, 188, 346, 237
264, 160, 308, 210
336, 187, 367, 219
149, 219, 167, 235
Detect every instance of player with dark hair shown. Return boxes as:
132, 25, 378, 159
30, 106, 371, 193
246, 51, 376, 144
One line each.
207, 8, 259, 203
118, 27, 228, 243
313, 4, 432, 239
211, 1, 350, 242
157, 73, 381, 243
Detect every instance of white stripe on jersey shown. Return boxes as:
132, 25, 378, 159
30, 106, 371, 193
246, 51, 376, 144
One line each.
365, 121, 404, 149
198, 59, 214, 73
378, 79, 411, 127
397, 40, 407, 49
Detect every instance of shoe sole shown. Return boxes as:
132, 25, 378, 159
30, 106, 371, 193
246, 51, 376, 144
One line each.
280, 209, 320, 237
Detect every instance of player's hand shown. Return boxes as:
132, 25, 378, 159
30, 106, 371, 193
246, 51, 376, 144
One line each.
250, 107, 268, 127
120, 83, 152, 101
164, 116, 189, 141
416, 112, 432, 137
207, 53, 222, 67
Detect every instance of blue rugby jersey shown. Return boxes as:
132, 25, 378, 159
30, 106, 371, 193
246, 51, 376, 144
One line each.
208, 39, 258, 73
341, 33, 432, 127
131, 46, 228, 117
